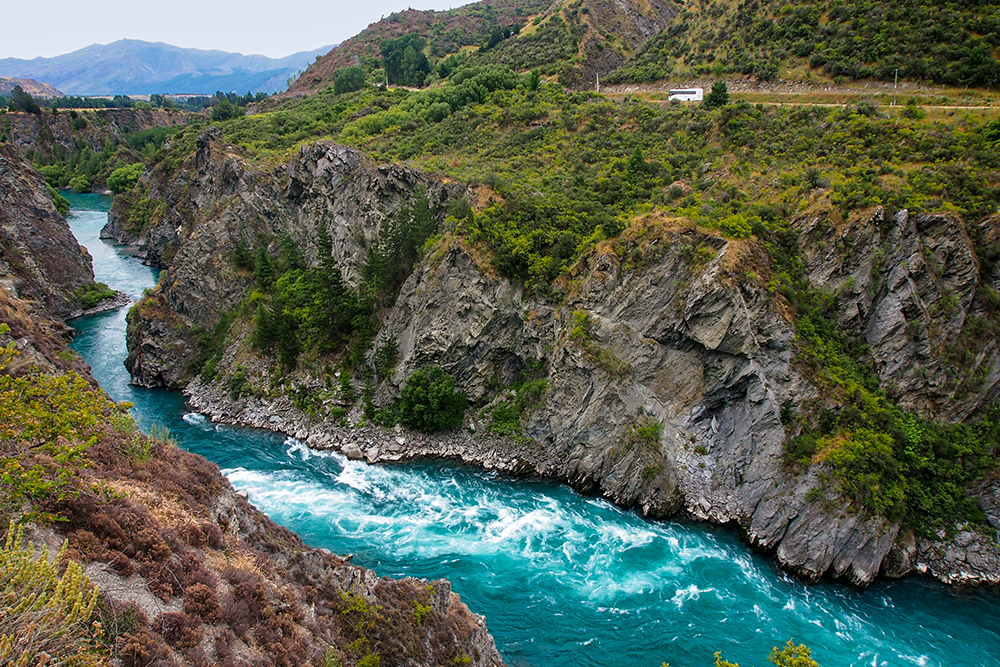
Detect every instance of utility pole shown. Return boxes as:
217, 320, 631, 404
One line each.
893, 68, 898, 106
596, 73, 600, 94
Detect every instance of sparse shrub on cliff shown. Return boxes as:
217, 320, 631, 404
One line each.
373, 335, 399, 381
399, 366, 466, 432
486, 372, 547, 440
45, 183, 70, 215
569, 311, 631, 379
0, 522, 103, 666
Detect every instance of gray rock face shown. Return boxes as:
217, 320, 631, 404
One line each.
111, 130, 453, 387
0, 144, 94, 319
124, 292, 202, 388
122, 134, 1000, 587
803, 208, 999, 421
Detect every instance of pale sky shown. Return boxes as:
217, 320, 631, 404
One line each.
2, 0, 474, 60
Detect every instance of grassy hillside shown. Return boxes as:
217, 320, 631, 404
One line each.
285, 0, 550, 95
609, 0, 1000, 86
288, 0, 1000, 94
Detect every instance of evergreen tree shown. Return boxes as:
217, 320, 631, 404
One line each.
253, 304, 275, 348
254, 246, 274, 288
381, 34, 431, 87
275, 307, 300, 370
334, 67, 366, 95
704, 81, 730, 109
8, 85, 41, 114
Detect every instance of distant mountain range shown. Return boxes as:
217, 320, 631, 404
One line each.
0, 40, 335, 96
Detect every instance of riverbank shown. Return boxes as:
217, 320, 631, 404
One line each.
183, 373, 1000, 589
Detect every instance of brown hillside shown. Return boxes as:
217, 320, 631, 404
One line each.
284, 0, 549, 96
0, 76, 62, 98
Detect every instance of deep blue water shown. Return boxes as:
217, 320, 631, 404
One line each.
66, 193, 1000, 667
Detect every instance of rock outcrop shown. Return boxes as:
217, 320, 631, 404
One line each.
0, 143, 94, 319
119, 131, 1000, 588
112, 129, 459, 386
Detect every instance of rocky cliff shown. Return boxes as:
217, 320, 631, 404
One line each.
2, 107, 189, 165
0, 144, 94, 319
118, 129, 1000, 588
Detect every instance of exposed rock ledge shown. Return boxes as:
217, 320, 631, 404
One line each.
67, 289, 131, 320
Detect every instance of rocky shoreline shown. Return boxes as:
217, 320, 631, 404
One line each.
183, 375, 1000, 589
68, 289, 131, 319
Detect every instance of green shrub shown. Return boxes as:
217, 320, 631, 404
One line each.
399, 366, 466, 432
68, 175, 91, 193
0, 325, 130, 524
716, 213, 755, 239
211, 99, 244, 122
76, 282, 116, 310
107, 162, 144, 192
37, 165, 63, 187
0, 522, 103, 666
46, 183, 70, 216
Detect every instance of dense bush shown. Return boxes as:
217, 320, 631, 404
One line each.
334, 67, 366, 95
107, 162, 145, 192
69, 175, 91, 193
211, 99, 245, 122
399, 366, 466, 432
77, 282, 117, 309
609, 0, 1000, 87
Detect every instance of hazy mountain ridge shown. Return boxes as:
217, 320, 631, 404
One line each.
0, 39, 334, 95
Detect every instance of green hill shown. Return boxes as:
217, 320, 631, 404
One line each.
289, 0, 1000, 94
609, 0, 1000, 86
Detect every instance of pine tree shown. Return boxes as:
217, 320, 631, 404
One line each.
254, 246, 274, 288
704, 81, 730, 109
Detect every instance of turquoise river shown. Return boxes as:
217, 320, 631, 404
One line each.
65, 193, 999, 667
